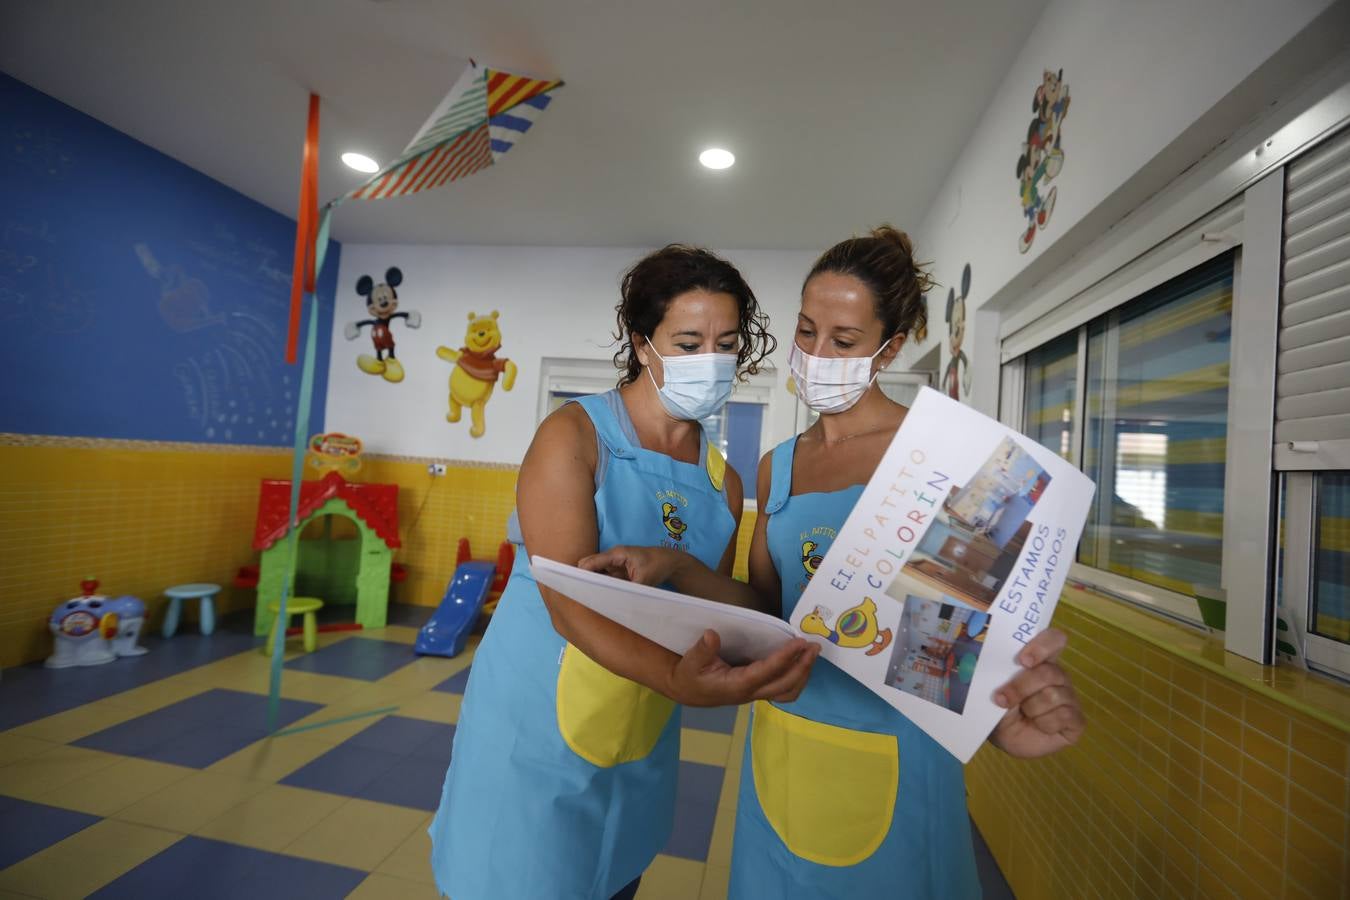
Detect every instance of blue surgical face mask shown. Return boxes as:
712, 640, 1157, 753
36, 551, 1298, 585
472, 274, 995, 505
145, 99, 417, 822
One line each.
646, 351, 737, 421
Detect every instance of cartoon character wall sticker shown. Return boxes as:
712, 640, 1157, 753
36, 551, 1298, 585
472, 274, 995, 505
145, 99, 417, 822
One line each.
345, 268, 422, 382
1016, 68, 1070, 253
943, 263, 973, 401
436, 310, 517, 438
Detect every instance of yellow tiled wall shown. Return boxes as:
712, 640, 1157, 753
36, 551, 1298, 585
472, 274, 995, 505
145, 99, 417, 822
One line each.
0, 438, 293, 668
1, 437, 754, 668
967, 593, 1350, 900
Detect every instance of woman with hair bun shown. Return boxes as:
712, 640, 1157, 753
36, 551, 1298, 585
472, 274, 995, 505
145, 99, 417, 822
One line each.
584, 227, 1084, 898
430, 244, 819, 900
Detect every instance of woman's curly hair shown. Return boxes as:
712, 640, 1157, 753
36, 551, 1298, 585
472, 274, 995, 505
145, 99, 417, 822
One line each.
613, 244, 775, 386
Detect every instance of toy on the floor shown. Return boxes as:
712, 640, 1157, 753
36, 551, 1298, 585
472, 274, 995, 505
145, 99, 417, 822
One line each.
248, 471, 401, 638
106, 594, 149, 657
415, 536, 515, 658
162, 583, 219, 638
45, 579, 122, 669
262, 596, 326, 655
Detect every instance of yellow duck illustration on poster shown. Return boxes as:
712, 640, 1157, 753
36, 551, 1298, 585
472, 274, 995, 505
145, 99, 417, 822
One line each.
800, 597, 893, 656
436, 310, 517, 438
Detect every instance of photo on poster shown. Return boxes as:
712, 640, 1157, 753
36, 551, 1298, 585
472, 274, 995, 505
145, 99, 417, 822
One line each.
899, 436, 1051, 611
883, 589, 993, 715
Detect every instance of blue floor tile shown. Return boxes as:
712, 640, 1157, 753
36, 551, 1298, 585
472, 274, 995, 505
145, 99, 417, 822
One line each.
0, 796, 99, 870
432, 666, 472, 694
355, 756, 447, 811
675, 760, 724, 808
283, 638, 415, 681
281, 743, 403, 797
282, 716, 454, 808
662, 761, 724, 861
662, 798, 719, 861
89, 836, 366, 900
74, 689, 321, 768
681, 705, 739, 734
0, 625, 260, 731
347, 715, 454, 763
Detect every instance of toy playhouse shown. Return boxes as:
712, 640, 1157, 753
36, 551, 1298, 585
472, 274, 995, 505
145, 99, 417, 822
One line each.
247, 471, 401, 637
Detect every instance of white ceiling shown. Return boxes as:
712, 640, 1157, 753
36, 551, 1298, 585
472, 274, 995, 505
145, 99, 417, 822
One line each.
2, 0, 1048, 249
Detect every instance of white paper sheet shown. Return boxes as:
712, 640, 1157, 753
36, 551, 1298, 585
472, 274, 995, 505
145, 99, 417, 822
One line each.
530, 557, 798, 665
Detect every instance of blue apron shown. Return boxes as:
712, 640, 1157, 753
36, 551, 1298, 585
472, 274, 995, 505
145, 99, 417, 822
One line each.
430, 391, 736, 900
729, 436, 980, 899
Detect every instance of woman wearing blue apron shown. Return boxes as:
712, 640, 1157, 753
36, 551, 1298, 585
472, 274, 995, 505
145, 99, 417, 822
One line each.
429, 245, 818, 900
583, 227, 1085, 898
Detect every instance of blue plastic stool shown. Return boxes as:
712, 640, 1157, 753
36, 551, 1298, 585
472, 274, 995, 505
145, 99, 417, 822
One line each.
162, 583, 220, 638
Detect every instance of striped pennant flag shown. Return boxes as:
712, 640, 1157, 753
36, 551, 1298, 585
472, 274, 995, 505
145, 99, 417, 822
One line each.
345, 63, 561, 202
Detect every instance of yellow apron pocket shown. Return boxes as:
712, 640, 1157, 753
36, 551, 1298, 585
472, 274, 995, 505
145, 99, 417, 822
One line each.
556, 643, 676, 767
749, 700, 899, 867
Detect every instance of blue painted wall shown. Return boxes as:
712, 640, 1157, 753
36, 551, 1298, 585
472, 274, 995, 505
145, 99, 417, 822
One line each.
0, 72, 338, 445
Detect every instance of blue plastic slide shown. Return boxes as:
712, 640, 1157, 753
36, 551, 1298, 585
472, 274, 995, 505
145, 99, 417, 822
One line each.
415, 561, 496, 658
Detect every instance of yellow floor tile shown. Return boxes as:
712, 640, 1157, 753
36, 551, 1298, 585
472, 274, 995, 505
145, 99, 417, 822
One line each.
208, 668, 367, 706
394, 690, 462, 724
193, 783, 346, 850
36, 756, 194, 817
636, 854, 706, 900
347, 872, 443, 900
205, 733, 334, 782
0, 745, 123, 802
371, 655, 466, 692
0, 818, 180, 900
362, 625, 422, 646
283, 797, 427, 871
700, 864, 731, 900
6, 700, 145, 744
680, 729, 733, 767
375, 814, 435, 884
115, 770, 269, 833
0, 732, 59, 767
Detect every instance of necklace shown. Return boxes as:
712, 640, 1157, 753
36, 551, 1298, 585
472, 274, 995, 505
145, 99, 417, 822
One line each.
809, 422, 898, 446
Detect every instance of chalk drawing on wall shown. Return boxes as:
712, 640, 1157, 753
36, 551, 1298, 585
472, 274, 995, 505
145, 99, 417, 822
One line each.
152, 224, 302, 444
1016, 68, 1070, 254
943, 263, 972, 401
2, 220, 96, 334
9, 124, 75, 178
344, 267, 421, 383
436, 310, 518, 438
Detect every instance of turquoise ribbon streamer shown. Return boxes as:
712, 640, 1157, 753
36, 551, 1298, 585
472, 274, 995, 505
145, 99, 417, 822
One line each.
263, 202, 338, 732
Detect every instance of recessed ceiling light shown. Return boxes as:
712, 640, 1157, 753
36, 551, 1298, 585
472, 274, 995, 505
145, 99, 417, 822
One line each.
342, 152, 380, 173
699, 148, 735, 170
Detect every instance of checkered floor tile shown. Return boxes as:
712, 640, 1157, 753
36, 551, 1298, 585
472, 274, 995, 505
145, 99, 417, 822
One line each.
0, 608, 1013, 899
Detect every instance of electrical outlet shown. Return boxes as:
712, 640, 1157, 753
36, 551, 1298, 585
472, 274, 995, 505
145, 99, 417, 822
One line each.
428, 463, 447, 476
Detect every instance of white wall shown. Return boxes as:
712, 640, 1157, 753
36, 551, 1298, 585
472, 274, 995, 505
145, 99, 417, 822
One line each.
325, 243, 816, 463
897, 0, 1337, 411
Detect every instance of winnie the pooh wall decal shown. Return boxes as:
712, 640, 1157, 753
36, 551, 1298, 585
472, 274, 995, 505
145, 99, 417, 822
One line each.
1016, 68, 1070, 253
436, 310, 518, 438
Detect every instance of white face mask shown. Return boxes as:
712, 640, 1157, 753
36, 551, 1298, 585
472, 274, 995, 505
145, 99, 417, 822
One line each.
788, 340, 892, 414
646, 350, 737, 421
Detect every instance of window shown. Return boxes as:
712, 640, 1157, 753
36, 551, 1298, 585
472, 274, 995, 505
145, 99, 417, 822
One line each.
702, 402, 766, 500
1013, 253, 1236, 621
1079, 256, 1233, 601
1022, 331, 1079, 463
1313, 473, 1349, 644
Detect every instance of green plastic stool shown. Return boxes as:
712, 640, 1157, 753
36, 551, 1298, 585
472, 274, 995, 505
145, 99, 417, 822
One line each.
264, 597, 325, 655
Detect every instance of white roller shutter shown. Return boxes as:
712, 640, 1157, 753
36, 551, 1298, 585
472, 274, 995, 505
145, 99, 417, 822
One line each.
1278, 127, 1350, 447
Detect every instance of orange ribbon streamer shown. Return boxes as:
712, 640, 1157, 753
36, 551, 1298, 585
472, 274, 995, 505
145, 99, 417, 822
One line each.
286, 93, 320, 363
